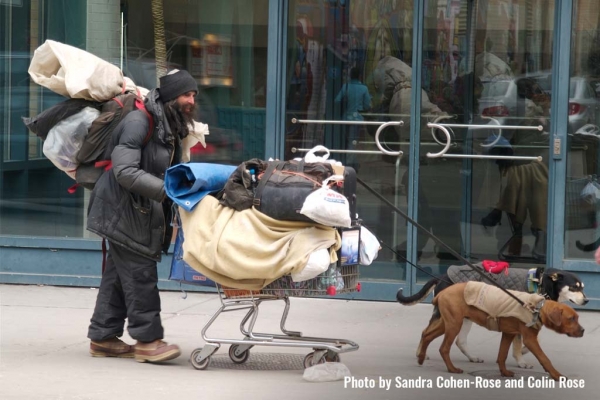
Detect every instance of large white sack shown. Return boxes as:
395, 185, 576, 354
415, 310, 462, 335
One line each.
291, 248, 331, 282
29, 40, 125, 102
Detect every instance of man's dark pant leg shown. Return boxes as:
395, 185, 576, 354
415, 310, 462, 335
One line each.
88, 251, 127, 341
109, 243, 164, 342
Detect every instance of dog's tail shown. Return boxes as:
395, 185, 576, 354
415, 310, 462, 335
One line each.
576, 238, 600, 252
396, 277, 439, 306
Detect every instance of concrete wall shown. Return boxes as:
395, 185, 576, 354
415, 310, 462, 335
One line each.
86, 0, 121, 61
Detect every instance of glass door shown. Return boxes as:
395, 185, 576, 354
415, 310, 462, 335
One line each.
414, 0, 555, 282
282, 0, 559, 299
564, 0, 600, 261
284, 1, 417, 297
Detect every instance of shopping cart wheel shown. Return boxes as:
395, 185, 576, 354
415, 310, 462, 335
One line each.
324, 352, 340, 363
190, 348, 211, 370
228, 345, 250, 364
303, 352, 326, 368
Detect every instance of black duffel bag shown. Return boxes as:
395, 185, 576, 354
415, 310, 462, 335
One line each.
253, 159, 334, 222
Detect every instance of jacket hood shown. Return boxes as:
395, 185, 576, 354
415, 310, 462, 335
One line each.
144, 88, 171, 144
374, 56, 413, 104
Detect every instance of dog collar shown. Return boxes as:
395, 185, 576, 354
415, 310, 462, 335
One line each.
527, 268, 539, 294
526, 299, 545, 330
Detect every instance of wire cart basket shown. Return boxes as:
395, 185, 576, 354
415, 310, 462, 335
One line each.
188, 226, 362, 371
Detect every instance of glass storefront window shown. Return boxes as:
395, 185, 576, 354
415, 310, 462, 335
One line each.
418, 0, 554, 279
0, 0, 267, 238
285, 0, 414, 282
283, 0, 561, 284
564, 0, 600, 259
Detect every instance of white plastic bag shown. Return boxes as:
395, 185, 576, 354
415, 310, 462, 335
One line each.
182, 120, 210, 162
292, 248, 331, 282
303, 362, 351, 382
305, 145, 331, 163
295, 145, 342, 166
300, 176, 351, 227
43, 107, 100, 175
580, 181, 600, 205
359, 227, 381, 266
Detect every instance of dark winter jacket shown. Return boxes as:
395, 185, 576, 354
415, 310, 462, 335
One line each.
87, 89, 179, 260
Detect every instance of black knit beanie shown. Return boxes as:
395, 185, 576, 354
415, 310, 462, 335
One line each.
159, 70, 198, 102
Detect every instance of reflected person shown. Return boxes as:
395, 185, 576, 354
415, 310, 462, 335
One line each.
335, 67, 371, 169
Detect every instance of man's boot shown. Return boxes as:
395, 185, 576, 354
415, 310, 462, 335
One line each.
90, 337, 135, 358
134, 340, 181, 363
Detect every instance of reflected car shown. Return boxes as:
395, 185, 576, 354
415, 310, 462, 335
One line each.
567, 77, 600, 133
479, 73, 600, 134
478, 74, 549, 126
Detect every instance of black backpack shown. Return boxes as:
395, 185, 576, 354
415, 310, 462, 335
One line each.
71, 92, 153, 192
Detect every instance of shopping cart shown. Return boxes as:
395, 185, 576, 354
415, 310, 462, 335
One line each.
186, 227, 362, 371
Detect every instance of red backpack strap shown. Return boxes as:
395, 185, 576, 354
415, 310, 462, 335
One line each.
67, 184, 80, 194
134, 98, 154, 145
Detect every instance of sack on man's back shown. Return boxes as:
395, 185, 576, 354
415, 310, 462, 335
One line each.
42, 107, 100, 178
74, 92, 153, 190
77, 92, 144, 165
22, 98, 100, 141
24, 91, 152, 190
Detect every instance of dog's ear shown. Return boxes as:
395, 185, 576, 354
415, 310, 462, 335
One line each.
548, 307, 563, 327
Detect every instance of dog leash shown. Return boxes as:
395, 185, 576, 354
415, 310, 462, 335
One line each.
372, 235, 455, 286
357, 177, 529, 310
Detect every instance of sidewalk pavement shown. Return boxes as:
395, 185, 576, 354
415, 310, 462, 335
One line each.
1, 283, 599, 400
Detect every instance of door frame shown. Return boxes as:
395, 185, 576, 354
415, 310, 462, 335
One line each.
548, 0, 572, 268
269, 0, 600, 304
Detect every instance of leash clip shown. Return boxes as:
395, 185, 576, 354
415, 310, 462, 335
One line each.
526, 299, 545, 328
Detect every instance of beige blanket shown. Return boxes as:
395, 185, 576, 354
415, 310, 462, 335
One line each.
180, 196, 341, 290
464, 282, 544, 325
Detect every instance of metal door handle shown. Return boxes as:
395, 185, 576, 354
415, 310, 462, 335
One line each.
374, 121, 403, 156
291, 147, 387, 155
291, 118, 404, 156
426, 122, 543, 161
429, 116, 508, 147
291, 118, 401, 126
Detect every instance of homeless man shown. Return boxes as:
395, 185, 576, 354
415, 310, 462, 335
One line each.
86, 69, 198, 363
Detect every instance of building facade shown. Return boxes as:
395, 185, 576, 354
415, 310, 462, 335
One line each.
1, 0, 599, 308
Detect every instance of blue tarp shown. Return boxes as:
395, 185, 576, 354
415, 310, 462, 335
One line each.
164, 163, 236, 211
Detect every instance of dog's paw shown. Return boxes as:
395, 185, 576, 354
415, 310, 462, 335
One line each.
517, 361, 534, 369
501, 370, 515, 378
469, 357, 484, 363
448, 368, 464, 374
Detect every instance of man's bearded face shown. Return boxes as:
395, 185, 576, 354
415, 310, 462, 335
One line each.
175, 91, 197, 119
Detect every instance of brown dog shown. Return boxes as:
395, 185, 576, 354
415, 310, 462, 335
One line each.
417, 282, 585, 380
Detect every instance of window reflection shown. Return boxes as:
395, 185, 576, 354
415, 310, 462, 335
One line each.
285, 0, 414, 282
418, 0, 554, 276
0, 0, 267, 238
565, 0, 600, 260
